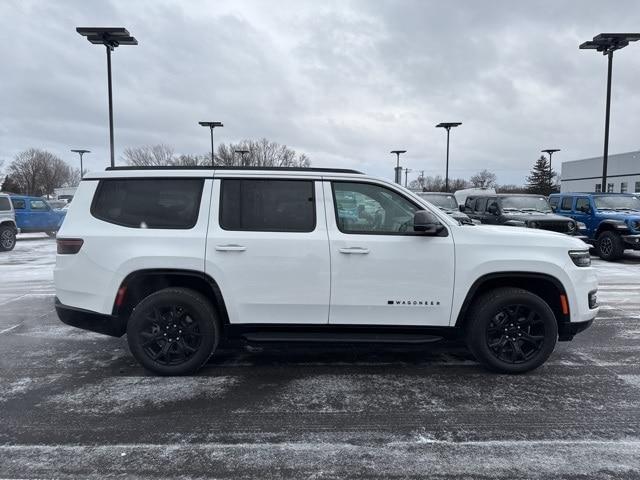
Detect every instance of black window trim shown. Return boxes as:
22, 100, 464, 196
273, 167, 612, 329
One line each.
330, 180, 448, 237
90, 178, 205, 230
218, 178, 317, 233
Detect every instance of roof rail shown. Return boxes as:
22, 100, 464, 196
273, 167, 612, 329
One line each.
105, 166, 364, 174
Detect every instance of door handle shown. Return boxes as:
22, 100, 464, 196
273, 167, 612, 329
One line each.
339, 247, 370, 254
215, 244, 247, 252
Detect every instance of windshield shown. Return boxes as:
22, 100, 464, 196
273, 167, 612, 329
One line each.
594, 195, 640, 211
501, 196, 552, 213
418, 193, 458, 210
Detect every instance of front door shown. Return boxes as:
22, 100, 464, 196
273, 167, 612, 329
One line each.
325, 180, 455, 327
205, 177, 330, 325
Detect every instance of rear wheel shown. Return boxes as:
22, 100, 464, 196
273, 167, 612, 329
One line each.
465, 287, 558, 373
596, 231, 624, 261
0, 225, 16, 252
127, 288, 220, 376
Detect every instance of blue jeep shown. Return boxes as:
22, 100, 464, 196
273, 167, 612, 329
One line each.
549, 193, 640, 261
10, 195, 67, 237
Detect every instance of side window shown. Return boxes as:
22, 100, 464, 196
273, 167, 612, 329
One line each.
575, 197, 590, 213
474, 198, 487, 213
0, 197, 10, 211
486, 199, 499, 213
11, 199, 26, 210
30, 200, 49, 211
91, 178, 204, 229
560, 197, 573, 211
220, 179, 315, 232
464, 198, 475, 211
332, 182, 420, 234
549, 197, 559, 211
595, 184, 602, 193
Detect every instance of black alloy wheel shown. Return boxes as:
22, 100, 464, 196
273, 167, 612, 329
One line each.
0, 226, 16, 252
466, 287, 558, 373
127, 288, 219, 375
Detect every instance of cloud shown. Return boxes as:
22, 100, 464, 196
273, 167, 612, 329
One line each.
1, 0, 639, 184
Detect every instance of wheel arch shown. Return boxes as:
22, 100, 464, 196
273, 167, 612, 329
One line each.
112, 269, 230, 327
454, 272, 569, 331
596, 220, 628, 237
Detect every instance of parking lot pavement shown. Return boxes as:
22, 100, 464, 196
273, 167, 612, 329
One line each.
0, 236, 639, 479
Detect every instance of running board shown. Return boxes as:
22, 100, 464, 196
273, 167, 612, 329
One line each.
241, 332, 443, 344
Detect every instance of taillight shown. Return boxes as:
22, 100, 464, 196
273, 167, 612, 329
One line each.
57, 238, 84, 254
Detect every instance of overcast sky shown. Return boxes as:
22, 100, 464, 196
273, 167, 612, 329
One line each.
1, 0, 639, 184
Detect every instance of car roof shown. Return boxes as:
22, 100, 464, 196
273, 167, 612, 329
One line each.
550, 192, 637, 197
417, 192, 454, 196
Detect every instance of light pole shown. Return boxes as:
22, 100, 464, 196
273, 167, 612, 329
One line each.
580, 33, 640, 190
403, 168, 412, 188
235, 149, 249, 165
436, 122, 462, 192
542, 149, 560, 192
390, 150, 406, 185
76, 27, 138, 168
70, 149, 90, 179
199, 122, 224, 166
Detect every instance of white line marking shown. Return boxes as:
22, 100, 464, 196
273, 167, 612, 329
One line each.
0, 324, 22, 335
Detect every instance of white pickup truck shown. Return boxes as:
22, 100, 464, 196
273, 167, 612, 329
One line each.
54, 167, 598, 375
0, 193, 18, 252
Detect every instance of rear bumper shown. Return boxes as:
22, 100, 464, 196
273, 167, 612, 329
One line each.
55, 297, 126, 337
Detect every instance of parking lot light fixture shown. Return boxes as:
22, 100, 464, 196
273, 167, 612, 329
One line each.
403, 167, 412, 188
234, 149, 250, 165
390, 150, 407, 185
580, 33, 640, 189
70, 149, 90, 179
76, 27, 138, 168
436, 122, 462, 192
199, 122, 224, 166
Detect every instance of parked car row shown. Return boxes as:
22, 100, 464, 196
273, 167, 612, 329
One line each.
414, 188, 639, 262
0, 194, 67, 250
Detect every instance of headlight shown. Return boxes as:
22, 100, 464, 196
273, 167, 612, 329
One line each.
567, 221, 576, 232
528, 221, 538, 229
630, 220, 640, 231
569, 250, 591, 267
577, 222, 587, 231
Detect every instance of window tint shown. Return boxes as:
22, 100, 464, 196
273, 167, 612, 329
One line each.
576, 197, 590, 212
0, 197, 10, 211
333, 182, 420, 234
607, 183, 614, 193
621, 182, 628, 193
549, 197, 559, 210
474, 198, 487, 213
220, 179, 315, 232
11, 198, 26, 210
636, 182, 640, 193
486, 199, 499, 213
91, 179, 204, 229
30, 200, 49, 211
560, 197, 573, 211
464, 198, 475, 211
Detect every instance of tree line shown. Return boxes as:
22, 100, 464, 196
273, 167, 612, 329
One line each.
1, 144, 557, 197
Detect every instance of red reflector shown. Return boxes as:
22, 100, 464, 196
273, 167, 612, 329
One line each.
57, 238, 84, 254
115, 286, 127, 307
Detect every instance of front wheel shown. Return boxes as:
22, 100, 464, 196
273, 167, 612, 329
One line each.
465, 287, 558, 374
0, 225, 16, 252
597, 231, 624, 261
127, 288, 220, 376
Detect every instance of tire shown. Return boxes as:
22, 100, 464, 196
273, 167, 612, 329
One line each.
127, 287, 220, 376
465, 287, 558, 374
46, 231, 57, 238
596, 231, 624, 261
0, 225, 16, 252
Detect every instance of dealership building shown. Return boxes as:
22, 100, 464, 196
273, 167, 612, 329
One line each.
560, 150, 640, 194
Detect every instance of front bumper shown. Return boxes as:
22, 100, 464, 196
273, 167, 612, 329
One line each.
558, 319, 593, 341
622, 234, 640, 249
55, 297, 126, 337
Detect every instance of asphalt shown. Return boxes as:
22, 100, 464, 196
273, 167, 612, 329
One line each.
1, 235, 639, 479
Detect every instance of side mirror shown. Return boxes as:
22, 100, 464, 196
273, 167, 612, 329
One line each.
579, 205, 591, 214
413, 210, 443, 234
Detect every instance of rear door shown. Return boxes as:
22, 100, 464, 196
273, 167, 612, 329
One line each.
325, 179, 455, 327
205, 176, 330, 325
28, 199, 53, 231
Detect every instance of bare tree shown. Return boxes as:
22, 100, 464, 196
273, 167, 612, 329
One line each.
496, 184, 528, 194
408, 175, 468, 192
7, 149, 74, 196
469, 169, 497, 188
215, 138, 310, 167
122, 144, 177, 166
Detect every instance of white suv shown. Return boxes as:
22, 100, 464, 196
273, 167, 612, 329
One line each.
54, 167, 598, 375
0, 193, 18, 252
